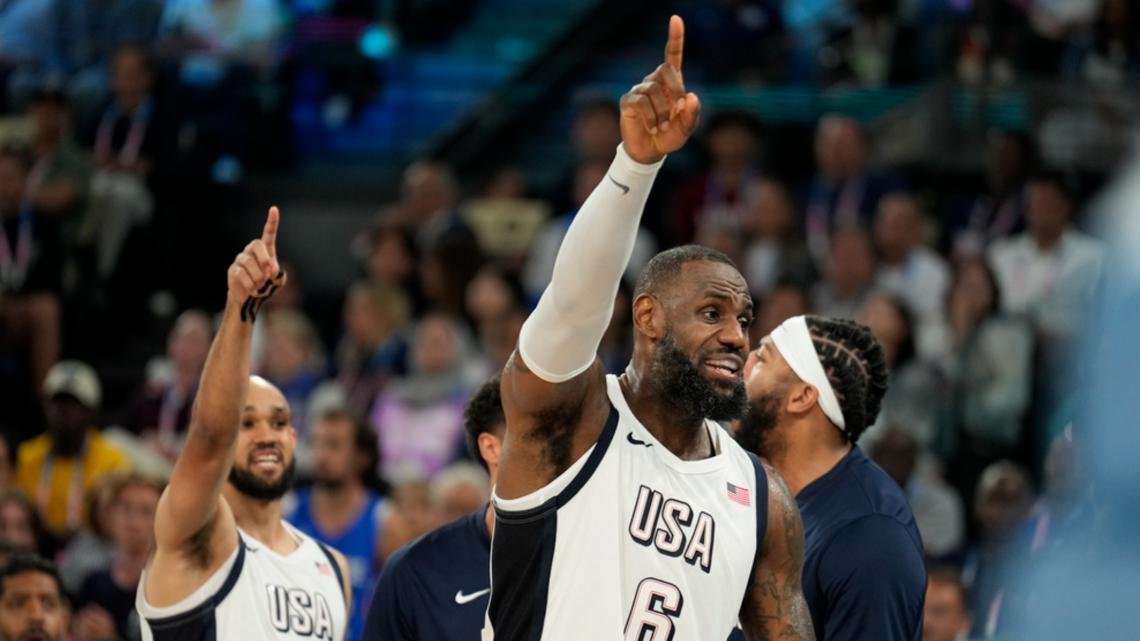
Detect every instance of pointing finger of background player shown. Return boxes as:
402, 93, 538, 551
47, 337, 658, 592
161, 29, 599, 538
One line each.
664, 14, 684, 74
260, 206, 282, 279
261, 206, 280, 258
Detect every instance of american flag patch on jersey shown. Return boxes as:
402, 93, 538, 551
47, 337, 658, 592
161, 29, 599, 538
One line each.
316, 561, 333, 577
726, 482, 751, 506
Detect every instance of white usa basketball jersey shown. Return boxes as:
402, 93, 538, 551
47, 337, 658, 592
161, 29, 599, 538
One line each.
485, 374, 768, 641
137, 523, 349, 641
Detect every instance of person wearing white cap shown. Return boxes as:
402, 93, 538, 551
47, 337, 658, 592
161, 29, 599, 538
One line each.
736, 315, 927, 641
15, 360, 131, 537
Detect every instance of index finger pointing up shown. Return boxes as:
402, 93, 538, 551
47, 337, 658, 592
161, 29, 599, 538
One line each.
262, 206, 280, 256
664, 15, 684, 72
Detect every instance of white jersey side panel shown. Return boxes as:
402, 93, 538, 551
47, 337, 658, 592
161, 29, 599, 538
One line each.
137, 522, 349, 641
486, 374, 766, 641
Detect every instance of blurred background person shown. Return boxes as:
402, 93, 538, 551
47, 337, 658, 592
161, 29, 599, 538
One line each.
938, 259, 1034, 486
24, 85, 91, 233
873, 192, 950, 360
335, 281, 411, 419
287, 409, 385, 641
371, 313, 479, 482
812, 226, 878, 319
16, 360, 131, 539
671, 110, 761, 244
741, 177, 815, 298
805, 115, 901, 264
122, 309, 212, 459
0, 555, 70, 641
429, 461, 488, 526
258, 308, 326, 435
870, 428, 966, 561
0, 489, 46, 557
962, 460, 1035, 639
72, 473, 164, 641
0, 145, 63, 401
858, 293, 946, 449
923, 566, 974, 641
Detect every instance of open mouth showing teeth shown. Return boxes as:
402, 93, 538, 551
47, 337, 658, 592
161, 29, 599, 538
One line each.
251, 450, 282, 465
704, 357, 743, 380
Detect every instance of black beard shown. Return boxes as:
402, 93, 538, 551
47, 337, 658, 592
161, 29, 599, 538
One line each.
736, 390, 784, 458
228, 459, 296, 502
652, 330, 747, 423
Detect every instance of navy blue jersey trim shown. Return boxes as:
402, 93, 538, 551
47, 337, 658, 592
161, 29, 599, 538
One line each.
316, 540, 348, 608
495, 405, 619, 524
145, 536, 246, 634
747, 452, 769, 555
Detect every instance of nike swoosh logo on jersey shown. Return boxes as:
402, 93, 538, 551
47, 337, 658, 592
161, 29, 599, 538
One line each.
243, 542, 260, 553
455, 588, 490, 605
626, 432, 652, 447
608, 174, 630, 195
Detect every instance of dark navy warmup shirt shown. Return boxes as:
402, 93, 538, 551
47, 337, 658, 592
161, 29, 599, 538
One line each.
797, 446, 926, 641
363, 508, 491, 641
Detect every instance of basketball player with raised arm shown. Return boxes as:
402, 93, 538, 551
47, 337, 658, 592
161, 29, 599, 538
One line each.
485, 16, 814, 641
137, 208, 352, 641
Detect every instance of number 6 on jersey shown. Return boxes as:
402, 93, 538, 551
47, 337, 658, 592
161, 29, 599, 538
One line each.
625, 578, 683, 641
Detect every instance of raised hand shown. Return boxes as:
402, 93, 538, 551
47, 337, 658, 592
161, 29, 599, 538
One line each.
227, 206, 287, 320
619, 15, 701, 165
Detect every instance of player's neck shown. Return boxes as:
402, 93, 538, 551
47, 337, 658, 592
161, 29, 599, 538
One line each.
620, 371, 712, 460
225, 486, 296, 554
767, 418, 851, 496
484, 503, 495, 536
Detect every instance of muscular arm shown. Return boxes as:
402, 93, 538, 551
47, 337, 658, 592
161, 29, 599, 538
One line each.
498, 17, 700, 496
147, 209, 284, 602
740, 464, 815, 641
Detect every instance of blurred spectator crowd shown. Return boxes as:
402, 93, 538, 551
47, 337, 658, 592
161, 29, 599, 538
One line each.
0, 1, 1122, 641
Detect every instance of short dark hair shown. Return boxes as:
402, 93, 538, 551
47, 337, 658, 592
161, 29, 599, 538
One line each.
0, 554, 66, 602
316, 408, 379, 485
633, 245, 739, 299
804, 316, 889, 443
464, 376, 505, 472
927, 564, 969, 612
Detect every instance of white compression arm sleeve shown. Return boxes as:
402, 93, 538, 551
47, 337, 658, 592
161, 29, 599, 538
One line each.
517, 144, 664, 382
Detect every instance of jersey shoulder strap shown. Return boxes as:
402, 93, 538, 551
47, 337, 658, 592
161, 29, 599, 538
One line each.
315, 540, 348, 608
746, 452, 769, 555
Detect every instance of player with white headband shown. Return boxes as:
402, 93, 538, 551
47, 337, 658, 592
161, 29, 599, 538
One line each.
735, 315, 927, 641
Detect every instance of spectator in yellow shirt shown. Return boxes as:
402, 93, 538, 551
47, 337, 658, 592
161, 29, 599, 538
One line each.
16, 361, 131, 537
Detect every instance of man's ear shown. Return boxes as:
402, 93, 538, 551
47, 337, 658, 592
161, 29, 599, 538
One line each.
477, 432, 502, 470
632, 293, 663, 341
785, 383, 819, 417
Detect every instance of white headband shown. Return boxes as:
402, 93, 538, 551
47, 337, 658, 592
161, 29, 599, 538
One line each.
770, 315, 846, 432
